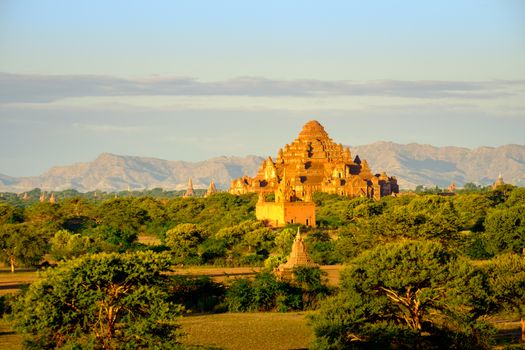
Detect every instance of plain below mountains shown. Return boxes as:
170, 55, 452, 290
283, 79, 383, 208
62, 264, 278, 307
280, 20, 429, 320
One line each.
1, 142, 524, 193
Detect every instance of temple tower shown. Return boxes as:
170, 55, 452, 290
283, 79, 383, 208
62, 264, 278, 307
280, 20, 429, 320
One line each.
492, 173, 505, 190
184, 178, 195, 197
275, 228, 318, 279
205, 180, 218, 197
229, 120, 399, 200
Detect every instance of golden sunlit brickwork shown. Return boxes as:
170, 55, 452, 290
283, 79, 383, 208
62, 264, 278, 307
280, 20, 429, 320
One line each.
230, 120, 399, 201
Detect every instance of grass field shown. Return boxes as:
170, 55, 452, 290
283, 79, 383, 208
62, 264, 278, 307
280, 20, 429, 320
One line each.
0, 270, 38, 296
180, 312, 313, 350
0, 320, 22, 350
1, 311, 522, 349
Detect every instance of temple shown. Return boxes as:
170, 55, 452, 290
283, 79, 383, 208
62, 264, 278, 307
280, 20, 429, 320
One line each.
275, 228, 318, 279
255, 170, 316, 227
230, 120, 399, 201
183, 178, 195, 198
492, 173, 505, 190
205, 180, 218, 197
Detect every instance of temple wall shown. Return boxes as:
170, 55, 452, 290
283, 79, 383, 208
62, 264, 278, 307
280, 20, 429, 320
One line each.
256, 202, 316, 228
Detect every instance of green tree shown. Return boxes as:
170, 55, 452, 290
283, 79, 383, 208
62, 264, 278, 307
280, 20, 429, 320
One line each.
10, 251, 184, 350
0, 224, 47, 272
485, 253, 525, 342
0, 203, 23, 224
453, 194, 492, 232
50, 229, 93, 261
92, 198, 149, 246
311, 240, 493, 349
484, 205, 525, 255
463, 182, 480, 192
165, 223, 205, 264
274, 228, 296, 256
57, 197, 96, 233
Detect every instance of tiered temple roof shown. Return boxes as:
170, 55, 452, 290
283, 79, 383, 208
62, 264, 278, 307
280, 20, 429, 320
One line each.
230, 120, 398, 200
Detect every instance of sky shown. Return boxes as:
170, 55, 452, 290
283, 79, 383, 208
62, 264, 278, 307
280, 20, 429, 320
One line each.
1, 0, 524, 176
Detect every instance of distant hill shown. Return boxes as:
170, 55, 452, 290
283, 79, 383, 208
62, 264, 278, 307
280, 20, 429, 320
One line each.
352, 142, 525, 189
0, 153, 264, 193
0, 143, 524, 193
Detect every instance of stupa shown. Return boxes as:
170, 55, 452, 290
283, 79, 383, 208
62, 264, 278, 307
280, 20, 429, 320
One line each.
492, 173, 505, 190
229, 120, 399, 201
205, 180, 218, 197
183, 178, 195, 198
275, 228, 318, 278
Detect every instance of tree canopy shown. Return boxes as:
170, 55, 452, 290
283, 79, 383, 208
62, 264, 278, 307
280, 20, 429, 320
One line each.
11, 251, 184, 350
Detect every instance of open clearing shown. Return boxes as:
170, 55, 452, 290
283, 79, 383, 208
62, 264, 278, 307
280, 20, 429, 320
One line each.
0, 270, 39, 296
180, 312, 313, 350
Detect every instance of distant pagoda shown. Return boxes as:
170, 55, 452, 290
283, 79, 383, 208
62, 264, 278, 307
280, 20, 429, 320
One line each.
183, 178, 195, 197
205, 180, 218, 197
229, 120, 398, 201
492, 173, 505, 190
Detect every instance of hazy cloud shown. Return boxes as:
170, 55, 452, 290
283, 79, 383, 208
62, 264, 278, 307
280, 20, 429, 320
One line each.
1, 72, 524, 103
72, 123, 147, 133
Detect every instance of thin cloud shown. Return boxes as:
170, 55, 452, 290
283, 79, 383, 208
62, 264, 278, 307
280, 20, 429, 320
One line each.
0, 72, 524, 103
72, 123, 146, 133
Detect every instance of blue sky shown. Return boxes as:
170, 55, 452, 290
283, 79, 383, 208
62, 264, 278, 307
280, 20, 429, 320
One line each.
1, 0, 524, 176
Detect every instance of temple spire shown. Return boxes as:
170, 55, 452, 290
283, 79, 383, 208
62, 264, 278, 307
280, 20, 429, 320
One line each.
275, 227, 318, 279
205, 180, 217, 197
184, 178, 195, 197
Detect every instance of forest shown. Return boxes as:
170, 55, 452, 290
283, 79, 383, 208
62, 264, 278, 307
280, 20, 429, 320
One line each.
0, 184, 524, 349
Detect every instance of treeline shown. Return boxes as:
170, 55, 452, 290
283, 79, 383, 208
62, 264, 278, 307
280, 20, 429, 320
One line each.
1, 185, 524, 271
0, 193, 259, 271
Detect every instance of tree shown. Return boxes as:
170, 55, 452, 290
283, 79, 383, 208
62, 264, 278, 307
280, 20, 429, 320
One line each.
92, 198, 149, 246
0, 224, 47, 272
453, 194, 492, 232
485, 253, 525, 342
484, 205, 525, 255
11, 251, 184, 350
311, 240, 493, 349
463, 182, 480, 192
0, 203, 23, 225
165, 223, 205, 264
50, 229, 93, 261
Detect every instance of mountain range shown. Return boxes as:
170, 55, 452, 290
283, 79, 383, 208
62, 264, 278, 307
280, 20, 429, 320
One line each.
1, 142, 524, 192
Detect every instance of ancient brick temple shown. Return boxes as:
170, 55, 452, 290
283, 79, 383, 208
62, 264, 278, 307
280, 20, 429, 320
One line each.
275, 228, 318, 279
255, 170, 316, 227
230, 120, 399, 201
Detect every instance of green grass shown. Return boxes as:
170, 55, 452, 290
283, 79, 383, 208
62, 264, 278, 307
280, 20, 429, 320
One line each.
0, 271, 38, 296
1, 312, 522, 349
0, 320, 22, 350
180, 312, 313, 350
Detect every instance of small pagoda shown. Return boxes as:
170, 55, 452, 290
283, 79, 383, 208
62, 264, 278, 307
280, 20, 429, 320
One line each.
205, 180, 218, 197
275, 228, 318, 279
492, 173, 505, 190
183, 178, 195, 198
